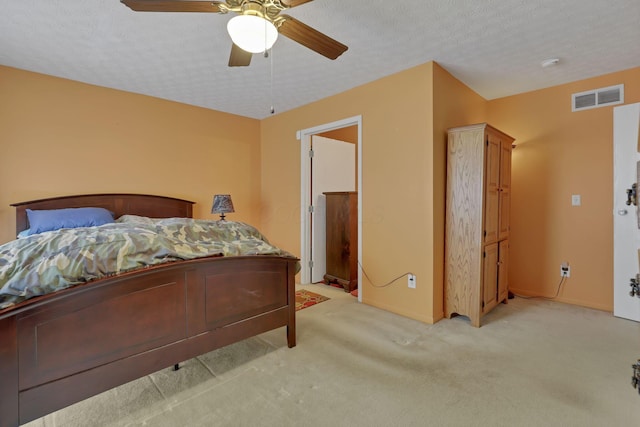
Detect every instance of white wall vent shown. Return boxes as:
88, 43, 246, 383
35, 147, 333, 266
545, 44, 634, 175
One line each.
572, 84, 624, 112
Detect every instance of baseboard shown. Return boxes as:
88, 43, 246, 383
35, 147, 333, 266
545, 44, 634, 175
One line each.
508, 288, 612, 313
361, 298, 436, 324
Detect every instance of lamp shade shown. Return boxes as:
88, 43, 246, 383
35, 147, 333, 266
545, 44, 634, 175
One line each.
211, 194, 235, 219
227, 15, 278, 54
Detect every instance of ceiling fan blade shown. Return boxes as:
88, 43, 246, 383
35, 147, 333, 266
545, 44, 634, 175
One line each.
280, 0, 314, 7
277, 15, 347, 60
228, 43, 252, 67
121, 0, 224, 12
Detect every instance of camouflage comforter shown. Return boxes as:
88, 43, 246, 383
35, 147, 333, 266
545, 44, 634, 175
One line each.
0, 215, 296, 309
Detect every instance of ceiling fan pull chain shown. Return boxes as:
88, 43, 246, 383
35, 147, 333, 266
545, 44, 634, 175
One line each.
264, 14, 269, 57
270, 45, 275, 114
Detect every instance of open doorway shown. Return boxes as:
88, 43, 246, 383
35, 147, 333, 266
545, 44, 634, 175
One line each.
298, 116, 362, 301
310, 135, 356, 283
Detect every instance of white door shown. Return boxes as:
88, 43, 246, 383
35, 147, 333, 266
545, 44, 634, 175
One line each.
311, 135, 356, 283
613, 102, 640, 322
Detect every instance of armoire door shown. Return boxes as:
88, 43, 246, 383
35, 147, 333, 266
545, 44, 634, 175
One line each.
498, 240, 509, 303
484, 134, 501, 244
483, 243, 499, 314
498, 141, 512, 240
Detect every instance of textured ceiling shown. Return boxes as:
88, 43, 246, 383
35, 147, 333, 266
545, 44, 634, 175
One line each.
1, 0, 639, 119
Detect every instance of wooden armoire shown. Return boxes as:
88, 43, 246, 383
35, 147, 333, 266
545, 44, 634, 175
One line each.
323, 192, 358, 292
445, 123, 514, 327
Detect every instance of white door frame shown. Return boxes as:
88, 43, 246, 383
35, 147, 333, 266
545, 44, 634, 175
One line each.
297, 115, 362, 301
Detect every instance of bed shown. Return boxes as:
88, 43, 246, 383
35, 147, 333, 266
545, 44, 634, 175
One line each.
0, 193, 298, 427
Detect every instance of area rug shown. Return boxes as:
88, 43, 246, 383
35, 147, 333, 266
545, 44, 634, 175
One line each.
295, 289, 330, 311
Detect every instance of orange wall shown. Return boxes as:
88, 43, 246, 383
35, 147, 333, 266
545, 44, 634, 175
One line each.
0, 66, 262, 244
487, 66, 640, 311
261, 63, 438, 322
4, 60, 638, 320
432, 63, 488, 319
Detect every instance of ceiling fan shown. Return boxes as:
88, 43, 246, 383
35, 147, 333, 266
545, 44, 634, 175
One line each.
120, 0, 348, 67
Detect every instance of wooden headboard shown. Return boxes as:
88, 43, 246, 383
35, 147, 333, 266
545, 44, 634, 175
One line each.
11, 194, 195, 234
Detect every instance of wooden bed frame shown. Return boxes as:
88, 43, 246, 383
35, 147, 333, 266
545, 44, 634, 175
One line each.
0, 194, 297, 427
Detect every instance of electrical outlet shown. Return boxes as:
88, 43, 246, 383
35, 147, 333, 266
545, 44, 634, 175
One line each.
560, 263, 570, 278
408, 274, 416, 289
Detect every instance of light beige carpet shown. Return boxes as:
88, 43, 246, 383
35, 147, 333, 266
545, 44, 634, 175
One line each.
24, 284, 640, 426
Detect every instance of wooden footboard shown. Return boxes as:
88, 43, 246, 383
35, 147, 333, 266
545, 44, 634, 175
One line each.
0, 255, 297, 427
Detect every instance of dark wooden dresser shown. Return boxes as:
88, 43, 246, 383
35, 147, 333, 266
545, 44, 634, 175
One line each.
323, 192, 358, 292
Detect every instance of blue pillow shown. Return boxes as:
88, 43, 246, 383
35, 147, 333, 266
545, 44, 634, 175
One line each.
26, 207, 114, 235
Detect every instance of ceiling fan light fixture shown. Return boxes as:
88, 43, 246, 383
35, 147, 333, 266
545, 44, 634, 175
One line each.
227, 15, 278, 54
